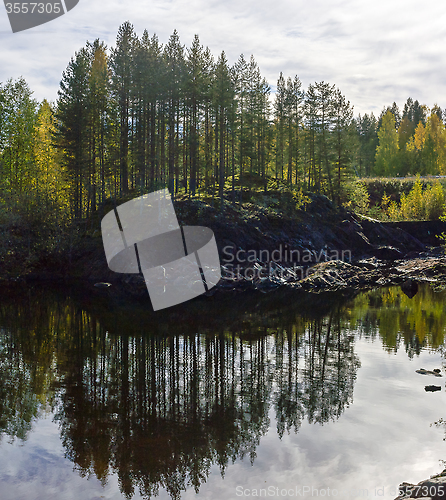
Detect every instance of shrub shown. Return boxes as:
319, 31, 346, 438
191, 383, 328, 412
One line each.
293, 187, 311, 211
343, 181, 370, 215
423, 182, 445, 220
379, 177, 445, 221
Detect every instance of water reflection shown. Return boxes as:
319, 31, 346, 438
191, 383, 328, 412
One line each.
347, 285, 446, 355
0, 284, 444, 499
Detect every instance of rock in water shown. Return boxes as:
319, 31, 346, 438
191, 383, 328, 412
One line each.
401, 279, 419, 298
425, 385, 442, 392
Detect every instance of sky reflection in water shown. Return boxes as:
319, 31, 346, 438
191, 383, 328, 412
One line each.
0, 284, 445, 500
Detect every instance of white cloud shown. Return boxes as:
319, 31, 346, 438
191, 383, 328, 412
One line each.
1, 0, 446, 115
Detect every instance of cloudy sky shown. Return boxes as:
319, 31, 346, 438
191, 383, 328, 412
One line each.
0, 0, 445, 116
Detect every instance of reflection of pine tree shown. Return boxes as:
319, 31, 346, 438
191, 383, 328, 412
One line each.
52, 306, 362, 498
0, 288, 365, 499
0, 341, 40, 441
3, 285, 446, 499
302, 313, 360, 425
273, 311, 360, 438
0, 291, 58, 442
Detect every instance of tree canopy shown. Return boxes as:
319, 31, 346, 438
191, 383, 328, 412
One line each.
1, 23, 445, 226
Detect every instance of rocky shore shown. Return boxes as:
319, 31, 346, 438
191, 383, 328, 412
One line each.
395, 470, 446, 499
76, 195, 446, 297
218, 248, 446, 294
4, 194, 446, 298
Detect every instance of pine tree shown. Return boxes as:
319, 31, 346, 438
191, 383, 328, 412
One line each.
313, 81, 336, 198
285, 75, 303, 184
304, 83, 318, 190
397, 115, 413, 175
356, 113, 378, 176
88, 39, 109, 211
274, 72, 286, 180
56, 48, 91, 219
163, 30, 185, 197
332, 89, 354, 204
212, 51, 234, 209
185, 35, 208, 196
233, 54, 249, 187
110, 21, 136, 195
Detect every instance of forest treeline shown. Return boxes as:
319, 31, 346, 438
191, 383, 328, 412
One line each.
0, 21, 445, 223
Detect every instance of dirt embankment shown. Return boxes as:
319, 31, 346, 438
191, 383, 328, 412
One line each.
10, 193, 446, 297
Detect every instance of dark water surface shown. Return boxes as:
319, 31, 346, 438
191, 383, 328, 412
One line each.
0, 283, 446, 500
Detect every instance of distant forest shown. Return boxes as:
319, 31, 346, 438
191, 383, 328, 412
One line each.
0, 21, 445, 222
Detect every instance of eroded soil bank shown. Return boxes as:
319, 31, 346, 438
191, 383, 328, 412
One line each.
3, 193, 446, 298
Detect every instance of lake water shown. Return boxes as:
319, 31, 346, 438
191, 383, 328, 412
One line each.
0, 283, 446, 500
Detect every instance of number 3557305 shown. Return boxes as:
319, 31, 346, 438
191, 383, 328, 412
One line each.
5, 3, 62, 14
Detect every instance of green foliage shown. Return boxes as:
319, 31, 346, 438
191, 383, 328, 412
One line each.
373, 103, 446, 177
293, 186, 311, 210
422, 181, 445, 219
359, 176, 446, 206
266, 177, 288, 192
0, 80, 70, 276
6, 25, 446, 276
262, 178, 310, 213
348, 285, 446, 351
375, 110, 400, 176
379, 176, 445, 220
356, 113, 378, 176
342, 181, 370, 215
400, 176, 424, 220
0, 78, 38, 193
